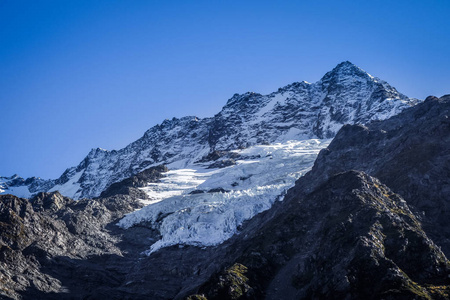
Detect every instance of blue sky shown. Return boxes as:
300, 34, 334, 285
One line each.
1, 0, 449, 179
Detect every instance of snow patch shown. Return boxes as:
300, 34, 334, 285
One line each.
49, 171, 83, 199
0, 185, 31, 198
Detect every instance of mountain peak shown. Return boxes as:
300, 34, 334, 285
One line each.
333, 60, 360, 71
321, 61, 372, 82
0, 62, 416, 200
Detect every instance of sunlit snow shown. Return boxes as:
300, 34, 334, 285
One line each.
0, 185, 31, 198
48, 171, 83, 199
118, 139, 331, 254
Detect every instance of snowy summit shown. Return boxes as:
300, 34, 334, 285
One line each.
0, 61, 420, 254
0, 61, 417, 201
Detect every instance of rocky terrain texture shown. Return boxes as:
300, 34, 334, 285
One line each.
0, 167, 167, 300
0, 61, 416, 199
0, 96, 449, 299
189, 171, 450, 299
295, 94, 450, 256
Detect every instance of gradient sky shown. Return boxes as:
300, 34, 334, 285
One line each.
1, 0, 449, 179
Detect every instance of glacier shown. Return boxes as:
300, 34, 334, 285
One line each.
118, 139, 331, 254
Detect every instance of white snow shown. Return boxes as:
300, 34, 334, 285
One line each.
48, 171, 83, 199
255, 94, 282, 117
0, 176, 32, 198
118, 138, 331, 254
0, 185, 31, 198
139, 168, 216, 205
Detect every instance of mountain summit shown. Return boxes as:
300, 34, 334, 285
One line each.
1, 62, 417, 199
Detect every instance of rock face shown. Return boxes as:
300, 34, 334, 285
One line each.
99, 164, 168, 198
191, 171, 450, 299
0, 192, 145, 300
295, 94, 450, 255
0, 61, 416, 199
0, 167, 168, 300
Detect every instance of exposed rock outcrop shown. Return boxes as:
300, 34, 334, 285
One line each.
294, 94, 450, 255
189, 171, 450, 299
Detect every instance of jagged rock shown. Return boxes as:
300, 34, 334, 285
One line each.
294, 95, 450, 255
189, 190, 205, 195
190, 171, 450, 299
0, 191, 144, 300
207, 159, 236, 169
190, 263, 254, 299
207, 188, 229, 193
195, 150, 238, 163
99, 165, 168, 198
30, 191, 73, 212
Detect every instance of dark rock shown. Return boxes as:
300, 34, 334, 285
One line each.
196, 151, 226, 162
189, 190, 205, 195
30, 191, 73, 212
191, 263, 254, 299
100, 165, 168, 198
0, 189, 143, 299
207, 188, 229, 193
196, 150, 241, 163
294, 95, 450, 255
191, 171, 450, 299
207, 159, 236, 169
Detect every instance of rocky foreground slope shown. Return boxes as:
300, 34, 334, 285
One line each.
1, 61, 416, 199
1, 96, 449, 299
190, 171, 450, 299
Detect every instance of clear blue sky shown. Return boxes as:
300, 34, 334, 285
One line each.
1, 0, 449, 179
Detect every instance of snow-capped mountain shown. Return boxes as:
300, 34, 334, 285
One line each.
1, 96, 448, 300
0, 175, 53, 199
1, 61, 417, 199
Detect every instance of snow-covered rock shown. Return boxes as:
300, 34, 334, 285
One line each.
1, 61, 418, 199
0, 175, 53, 198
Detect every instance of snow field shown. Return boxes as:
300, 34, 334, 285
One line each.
118, 139, 331, 254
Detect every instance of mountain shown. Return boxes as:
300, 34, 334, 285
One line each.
0, 175, 53, 199
1, 95, 448, 300
0, 61, 417, 200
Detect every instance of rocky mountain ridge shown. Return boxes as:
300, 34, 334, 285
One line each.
293, 94, 450, 255
0, 166, 165, 299
1, 61, 417, 199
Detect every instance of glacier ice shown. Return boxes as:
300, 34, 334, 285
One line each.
118, 139, 331, 254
